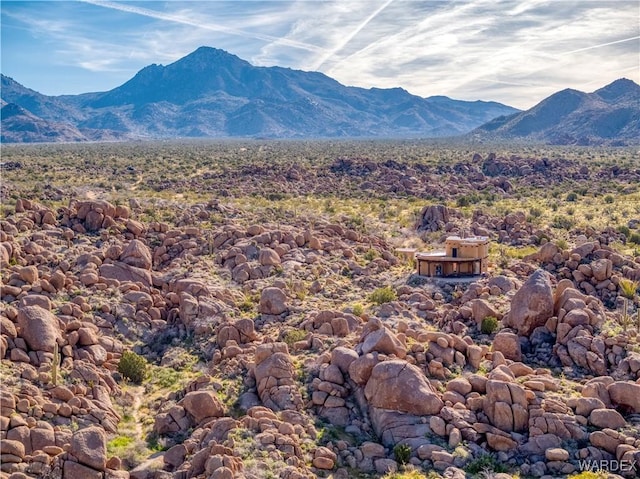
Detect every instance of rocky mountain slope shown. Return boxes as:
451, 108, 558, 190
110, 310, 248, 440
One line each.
0, 102, 88, 143
472, 78, 640, 146
1, 143, 640, 478
1, 47, 519, 142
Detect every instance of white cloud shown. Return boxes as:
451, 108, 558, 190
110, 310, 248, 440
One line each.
3, 0, 639, 107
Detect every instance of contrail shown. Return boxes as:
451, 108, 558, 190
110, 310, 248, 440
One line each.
560, 36, 640, 55
476, 79, 539, 88
311, 0, 395, 70
79, 0, 324, 53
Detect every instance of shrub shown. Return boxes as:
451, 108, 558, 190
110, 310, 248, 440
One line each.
107, 435, 134, 455
364, 249, 378, 261
619, 278, 638, 300
465, 453, 507, 474
118, 351, 147, 384
382, 471, 434, 479
568, 473, 609, 479
528, 206, 542, 218
456, 194, 479, 207
283, 329, 307, 347
393, 443, 412, 465
604, 195, 614, 204
456, 196, 471, 207
481, 316, 499, 335
352, 303, 364, 317
369, 286, 397, 305
552, 215, 575, 230
238, 299, 255, 313
617, 225, 631, 237
566, 192, 578, 202
629, 233, 640, 245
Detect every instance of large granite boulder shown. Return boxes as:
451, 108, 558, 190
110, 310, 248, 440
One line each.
120, 239, 152, 270
364, 360, 443, 415
70, 426, 107, 470
503, 269, 553, 336
17, 305, 61, 352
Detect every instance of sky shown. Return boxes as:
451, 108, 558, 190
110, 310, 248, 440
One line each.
1, 0, 639, 110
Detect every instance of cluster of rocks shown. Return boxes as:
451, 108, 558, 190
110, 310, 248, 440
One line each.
136, 151, 640, 205
415, 204, 552, 247
212, 222, 396, 285
528, 238, 640, 306
1, 392, 126, 479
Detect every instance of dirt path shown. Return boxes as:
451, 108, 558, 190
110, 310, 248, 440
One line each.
130, 386, 144, 441
128, 386, 166, 472
130, 175, 144, 191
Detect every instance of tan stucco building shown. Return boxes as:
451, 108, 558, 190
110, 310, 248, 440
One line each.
415, 236, 489, 277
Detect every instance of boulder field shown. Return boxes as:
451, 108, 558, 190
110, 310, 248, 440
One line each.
1, 195, 639, 479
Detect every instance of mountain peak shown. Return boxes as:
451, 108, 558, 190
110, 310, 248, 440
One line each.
594, 78, 640, 102
175, 46, 249, 68
473, 77, 639, 145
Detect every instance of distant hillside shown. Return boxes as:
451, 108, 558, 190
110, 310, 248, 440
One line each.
0, 102, 88, 143
472, 78, 640, 146
0, 46, 519, 142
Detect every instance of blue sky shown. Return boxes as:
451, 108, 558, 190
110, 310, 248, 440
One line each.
2, 0, 639, 109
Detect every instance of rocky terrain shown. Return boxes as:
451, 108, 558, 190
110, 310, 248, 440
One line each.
1, 142, 639, 479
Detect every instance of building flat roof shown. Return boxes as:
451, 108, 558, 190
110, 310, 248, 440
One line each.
415, 250, 446, 258
445, 235, 489, 244
415, 253, 487, 262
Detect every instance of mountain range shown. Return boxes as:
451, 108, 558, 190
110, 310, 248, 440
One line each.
1, 46, 638, 144
472, 78, 640, 146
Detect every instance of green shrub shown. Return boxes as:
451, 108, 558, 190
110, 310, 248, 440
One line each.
604, 195, 614, 204
465, 453, 507, 475
118, 351, 147, 384
107, 435, 134, 455
552, 215, 575, 230
555, 239, 568, 250
455, 194, 480, 207
566, 192, 578, 202
528, 206, 542, 218
364, 249, 378, 261
481, 316, 499, 335
629, 232, 640, 244
456, 196, 471, 207
393, 443, 412, 465
352, 303, 364, 317
617, 225, 631, 237
369, 286, 397, 305
283, 329, 307, 347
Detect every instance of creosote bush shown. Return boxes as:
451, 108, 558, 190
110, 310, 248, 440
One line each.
352, 303, 364, 317
118, 351, 147, 384
481, 316, 499, 335
393, 443, 412, 465
465, 453, 507, 475
369, 286, 397, 305
283, 329, 307, 347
